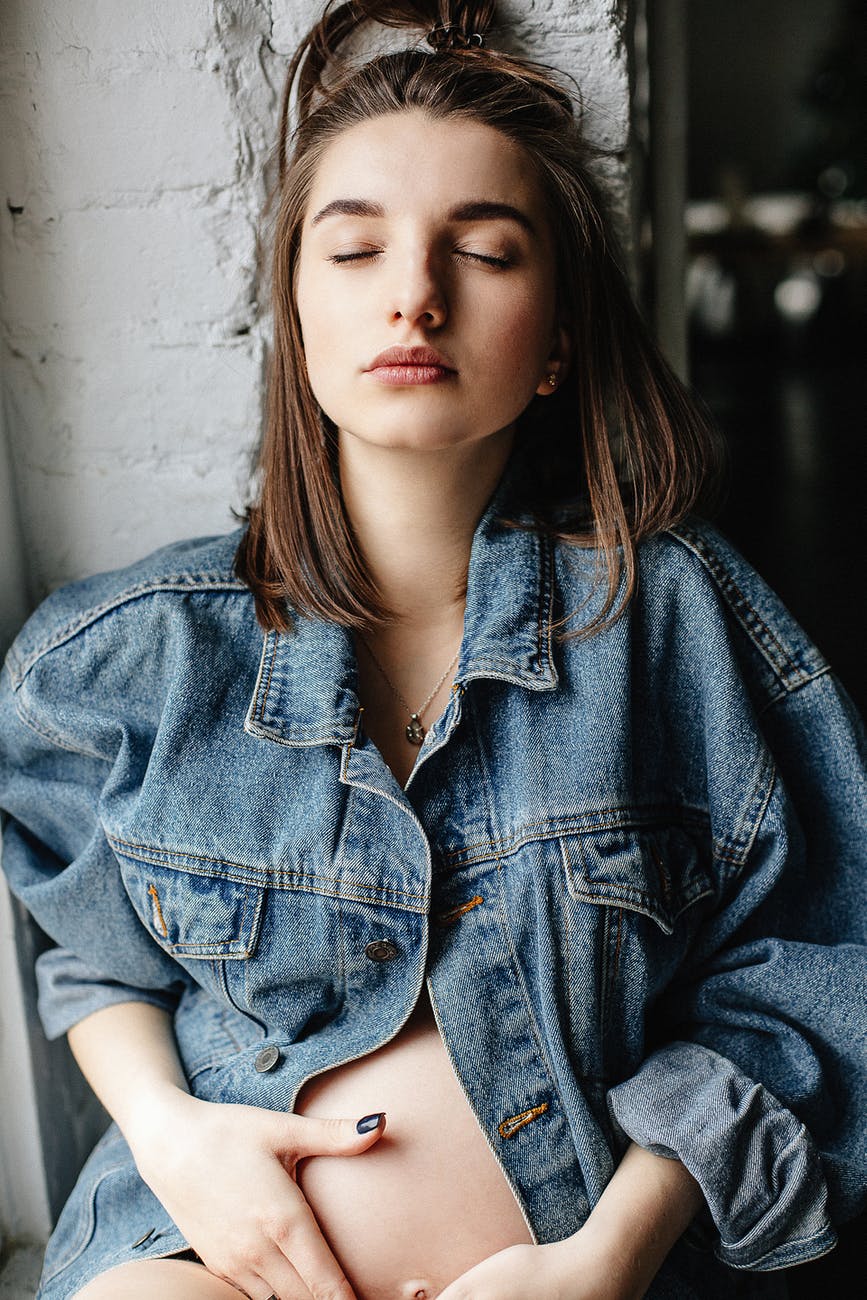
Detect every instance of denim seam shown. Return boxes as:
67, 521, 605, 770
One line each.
40, 1159, 133, 1286
254, 630, 279, 722
8, 578, 249, 686
539, 532, 555, 678
493, 862, 560, 1135
440, 806, 712, 868
666, 524, 821, 691
469, 681, 563, 1119
246, 721, 355, 745
14, 694, 110, 762
214, 950, 257, 1024
566, 831, 715, 931
110, 833, 429, 905
603, 906, 624, 1039
338, 726, 438, 865
712, 1118, 829, 1261
715, 1219, 837, 1271
756, 664, 833, 717
145, 884, 266, 958
559, 838, 577, 1051
715, 747, 778, 876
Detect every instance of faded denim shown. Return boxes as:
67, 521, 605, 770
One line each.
1, 464, 865, 1297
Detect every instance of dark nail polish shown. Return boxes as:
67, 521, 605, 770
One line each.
356, 1111, 385, 1134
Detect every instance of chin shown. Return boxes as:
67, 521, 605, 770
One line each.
340, 420, 505, 454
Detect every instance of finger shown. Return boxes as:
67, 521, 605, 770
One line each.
244, 1254, 314, 1300
280, 1112, 386, 1162
273, 1195, 358, 1300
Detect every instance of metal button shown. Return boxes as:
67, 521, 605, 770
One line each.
254, 1045, 281, 1073
131, 1228, 155, 1248
365, 939, 399, 962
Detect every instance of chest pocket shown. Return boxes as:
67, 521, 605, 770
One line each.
111, 843, 266, 960
556, 820, 717, 1083
562, 822, 715, 935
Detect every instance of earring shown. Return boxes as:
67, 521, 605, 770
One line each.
546, 373, 558, 388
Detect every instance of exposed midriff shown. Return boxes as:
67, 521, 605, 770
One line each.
294, 986, 534, 1300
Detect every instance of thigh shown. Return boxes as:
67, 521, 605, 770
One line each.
70, 1255, 247, 1299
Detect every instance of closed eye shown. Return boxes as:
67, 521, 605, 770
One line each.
456, 250, 512, 269
326, 250, 512, 269
326, 251, 380, 264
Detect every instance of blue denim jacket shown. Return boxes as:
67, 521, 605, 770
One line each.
1, 465, 865, 1296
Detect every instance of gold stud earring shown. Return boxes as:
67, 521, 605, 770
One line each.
547, 373, 558, 388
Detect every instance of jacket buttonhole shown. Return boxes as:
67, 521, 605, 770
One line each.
147, 884, 169, 938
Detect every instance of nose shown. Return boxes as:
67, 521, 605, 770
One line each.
390, 252, 448, 328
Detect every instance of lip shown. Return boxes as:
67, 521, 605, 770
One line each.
365, 345, 456, 371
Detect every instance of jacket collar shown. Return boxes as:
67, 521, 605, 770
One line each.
244, 453, 559, 747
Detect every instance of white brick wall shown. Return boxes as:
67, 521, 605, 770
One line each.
1, 0, 280, 594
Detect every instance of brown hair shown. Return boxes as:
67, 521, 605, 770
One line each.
235, 0, 727, 641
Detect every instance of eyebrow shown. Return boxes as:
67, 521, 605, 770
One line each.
310, 198, 537, 238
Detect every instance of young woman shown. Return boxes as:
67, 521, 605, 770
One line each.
1, 3, 864, 1299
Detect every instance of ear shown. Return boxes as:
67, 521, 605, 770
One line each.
534, 316, 573, 397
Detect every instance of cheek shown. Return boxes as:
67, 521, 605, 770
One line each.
491, 299, 555, 384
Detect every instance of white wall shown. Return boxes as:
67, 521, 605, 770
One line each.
0, 0, 638, 1251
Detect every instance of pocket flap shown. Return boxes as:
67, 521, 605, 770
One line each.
563, 824, 714, 934
116, 853, 266, 959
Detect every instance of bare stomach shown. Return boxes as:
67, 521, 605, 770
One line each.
294, 987, 534, 1300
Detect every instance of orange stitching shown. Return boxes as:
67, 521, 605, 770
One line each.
435, 895, 483, 925
346, 706, 364, 760
108, 834, 426, 902
498, 1102, 549, 1139
147, 884, 169, 938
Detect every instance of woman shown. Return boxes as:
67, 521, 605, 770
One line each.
1, 2, 864, 1298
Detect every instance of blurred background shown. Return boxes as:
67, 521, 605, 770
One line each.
650, 1, 866, 1288
646, 0, 866, 716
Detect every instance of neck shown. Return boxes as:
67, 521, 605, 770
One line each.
337, 425, 516, 633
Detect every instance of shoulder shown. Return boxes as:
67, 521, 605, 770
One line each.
553, 514, 829, 709
649, 516, 828, 699
5, 529, 251, 689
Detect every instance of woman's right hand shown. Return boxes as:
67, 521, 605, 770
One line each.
129, 1085, 386, 1300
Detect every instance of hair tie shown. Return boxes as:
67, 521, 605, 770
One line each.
427, 23, 485, 52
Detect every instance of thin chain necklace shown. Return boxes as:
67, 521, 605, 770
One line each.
357, 634, 461, 746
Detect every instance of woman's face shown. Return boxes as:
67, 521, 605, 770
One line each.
295, 110, 568, 454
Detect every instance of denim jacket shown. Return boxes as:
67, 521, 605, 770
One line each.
1, 464, 865, 1296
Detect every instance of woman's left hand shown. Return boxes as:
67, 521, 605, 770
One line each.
436, 1143, 703, 1299
435, 1237, 624, 1300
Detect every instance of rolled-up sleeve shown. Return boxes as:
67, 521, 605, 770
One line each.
0, 658, 187, 1041
607, 669, 867, 1270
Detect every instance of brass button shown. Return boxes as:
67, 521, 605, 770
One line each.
254, 1045, 281, 1073
365, 939, 399, 962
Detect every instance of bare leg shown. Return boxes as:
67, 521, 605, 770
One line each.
70, 1256, 248, 1299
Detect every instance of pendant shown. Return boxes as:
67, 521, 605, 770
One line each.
405, 713, 425, 745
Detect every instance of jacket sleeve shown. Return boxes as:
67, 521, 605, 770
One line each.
0, 653, 188, 1042
606, 664, 867, 1272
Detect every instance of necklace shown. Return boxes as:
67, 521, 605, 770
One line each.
357, 635, 461, 746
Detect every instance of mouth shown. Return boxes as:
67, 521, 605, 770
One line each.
364, 345, 457, 387
365, 345, 456, 372
365, 364, 456, 386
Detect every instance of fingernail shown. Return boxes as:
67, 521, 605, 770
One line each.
356, 1112, 385, 1134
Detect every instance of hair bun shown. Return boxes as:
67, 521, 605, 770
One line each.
426, 22, 485, 52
